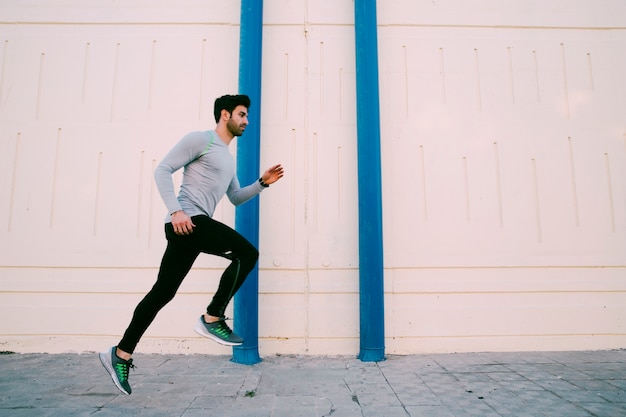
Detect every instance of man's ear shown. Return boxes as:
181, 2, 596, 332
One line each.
221, 109, 231, 121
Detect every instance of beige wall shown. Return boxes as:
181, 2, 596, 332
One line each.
0, 0, 624, 355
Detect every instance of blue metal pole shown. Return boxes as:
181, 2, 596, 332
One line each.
354, 0, 385, 362
232, 0, 263, 365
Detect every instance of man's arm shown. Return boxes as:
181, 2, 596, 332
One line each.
226, 164, 285, 206
154, 132, 205, 234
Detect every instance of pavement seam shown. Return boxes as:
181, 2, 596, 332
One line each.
376, 362, 411, 417
342, 377, 365, 417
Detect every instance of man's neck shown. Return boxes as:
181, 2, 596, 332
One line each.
214, 125, 234, 145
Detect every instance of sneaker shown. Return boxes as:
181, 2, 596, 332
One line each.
194, 316, 243, 346
99, 346, 135, 395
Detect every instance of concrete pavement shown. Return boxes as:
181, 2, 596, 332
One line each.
1, 349, 625, 416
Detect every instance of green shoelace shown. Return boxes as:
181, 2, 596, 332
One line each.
114, 360, 135, 382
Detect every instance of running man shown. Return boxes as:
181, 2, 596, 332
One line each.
100, 94, 284, 395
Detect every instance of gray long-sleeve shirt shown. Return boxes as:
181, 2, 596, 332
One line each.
154, 130, 264, 222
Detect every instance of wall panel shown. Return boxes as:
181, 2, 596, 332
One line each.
0, 1, 624, 355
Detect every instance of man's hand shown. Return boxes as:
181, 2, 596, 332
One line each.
171, 210, 196, 235
261, 164, 284, 185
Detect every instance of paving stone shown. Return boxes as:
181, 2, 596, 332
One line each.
597, 390, 626, 402
361, 405, 410, 417
392, 386, 442, 406
532, 378, 582, 391
497, 379, 543, 392
552, 389, 611, 403
404, 405, 456, 417
577, 402, 626, 416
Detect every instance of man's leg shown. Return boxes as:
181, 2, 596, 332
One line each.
117, 237, 200, 355
195, 217, 258, 318
101, 228, 199, 395
185, 216, 259, 344
206, 245, 257, 319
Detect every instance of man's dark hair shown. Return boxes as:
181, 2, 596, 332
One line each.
213, 94, 251, 123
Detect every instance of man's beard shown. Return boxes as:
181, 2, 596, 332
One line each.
227, 118, 245, 136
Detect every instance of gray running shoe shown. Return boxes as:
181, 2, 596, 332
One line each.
194, 316, 243, 346
99, 346, 134, 395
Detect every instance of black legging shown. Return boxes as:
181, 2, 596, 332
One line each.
118, 215, 258, 354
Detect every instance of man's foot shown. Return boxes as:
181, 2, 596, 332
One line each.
99, 346, 135, 395
194, 316, 243, 346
